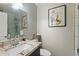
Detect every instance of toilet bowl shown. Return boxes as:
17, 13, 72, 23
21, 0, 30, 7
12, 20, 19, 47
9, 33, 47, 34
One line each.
40, 49, 51, 56
36, 34, 51, 56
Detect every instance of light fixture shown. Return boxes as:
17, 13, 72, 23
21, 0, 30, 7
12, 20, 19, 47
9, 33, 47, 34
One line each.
12, 3, 23, 10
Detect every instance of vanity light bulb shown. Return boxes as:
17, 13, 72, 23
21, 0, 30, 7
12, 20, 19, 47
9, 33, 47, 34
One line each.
12, 3, 23, 10
12, 5, 19, 10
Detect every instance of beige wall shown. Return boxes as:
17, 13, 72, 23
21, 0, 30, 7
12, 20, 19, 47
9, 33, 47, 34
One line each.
37, 3, 75, 56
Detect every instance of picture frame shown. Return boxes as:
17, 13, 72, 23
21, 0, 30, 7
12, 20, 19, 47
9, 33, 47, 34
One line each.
48, 5, 66, 27
22, 15, 28, 29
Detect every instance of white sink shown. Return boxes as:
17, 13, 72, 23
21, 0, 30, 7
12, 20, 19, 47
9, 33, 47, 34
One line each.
6, 44, 32, 56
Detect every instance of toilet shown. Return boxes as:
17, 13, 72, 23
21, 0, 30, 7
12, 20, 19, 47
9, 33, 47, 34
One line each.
40, 49, 51, 56
36, 34, 51, 56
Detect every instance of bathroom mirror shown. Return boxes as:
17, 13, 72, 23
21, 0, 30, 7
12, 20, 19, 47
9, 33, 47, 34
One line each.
0, 3, 27, 39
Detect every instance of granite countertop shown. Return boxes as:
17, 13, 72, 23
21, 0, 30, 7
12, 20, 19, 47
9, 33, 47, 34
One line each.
0, 40, 41, 56
17, 40, 42, 56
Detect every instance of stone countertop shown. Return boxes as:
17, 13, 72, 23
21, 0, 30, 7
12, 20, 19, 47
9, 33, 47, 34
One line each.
17, 40, 42, 56
0, 40, 42, 56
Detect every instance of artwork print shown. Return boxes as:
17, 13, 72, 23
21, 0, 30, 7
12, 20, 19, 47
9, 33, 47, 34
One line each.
48, 5, 66, 27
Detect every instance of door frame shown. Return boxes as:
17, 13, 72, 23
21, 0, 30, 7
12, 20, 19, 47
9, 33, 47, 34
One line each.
75, 3, 78, 56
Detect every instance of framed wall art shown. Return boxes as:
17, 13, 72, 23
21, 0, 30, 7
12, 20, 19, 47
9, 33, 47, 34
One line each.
22, 15, 28, 29
48, 5, 66, 27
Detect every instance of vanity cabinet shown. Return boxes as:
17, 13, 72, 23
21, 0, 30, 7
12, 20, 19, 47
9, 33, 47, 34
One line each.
29, 46, 40, 56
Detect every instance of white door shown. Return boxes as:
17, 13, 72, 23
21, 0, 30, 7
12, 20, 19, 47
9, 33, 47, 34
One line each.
0, 12, 7, 39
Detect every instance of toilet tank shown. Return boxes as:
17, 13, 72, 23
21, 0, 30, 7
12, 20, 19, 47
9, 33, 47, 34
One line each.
36, 35, 42, 42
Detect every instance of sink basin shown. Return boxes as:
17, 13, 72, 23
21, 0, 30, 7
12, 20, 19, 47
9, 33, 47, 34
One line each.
6, 44, 32, 56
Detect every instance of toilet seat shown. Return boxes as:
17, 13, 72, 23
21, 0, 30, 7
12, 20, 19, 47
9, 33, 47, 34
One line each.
40, 49, 51, 56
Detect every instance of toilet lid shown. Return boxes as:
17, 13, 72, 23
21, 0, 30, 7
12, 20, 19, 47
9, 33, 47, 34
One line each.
40, 49, 51, 56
